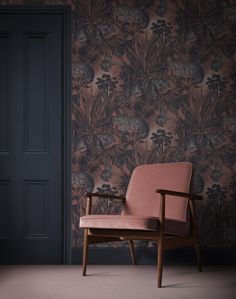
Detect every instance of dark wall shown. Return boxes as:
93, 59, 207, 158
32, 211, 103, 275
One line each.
3, 0, 236, 249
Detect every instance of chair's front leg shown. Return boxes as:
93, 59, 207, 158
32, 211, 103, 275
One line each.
82, 228, 89, 276
82, 195, 92, 276
157, 237, 164, 288
157, 192, 165, 288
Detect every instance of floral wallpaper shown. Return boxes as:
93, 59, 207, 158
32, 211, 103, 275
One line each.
2, 0, 236, 248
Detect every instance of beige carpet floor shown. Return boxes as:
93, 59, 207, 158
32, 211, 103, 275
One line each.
0, 265, 235, 299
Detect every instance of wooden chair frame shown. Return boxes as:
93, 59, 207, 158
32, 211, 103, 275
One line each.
81, 189, 202, 287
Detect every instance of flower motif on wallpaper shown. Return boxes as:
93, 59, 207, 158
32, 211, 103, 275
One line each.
112, 115, 149, 141
96, 74, 118, 96
151, 129, 173, 152
114, 5, 149, 32
151, 19, 173, 42
206, 74, 228, 97
168, 61, 204, 85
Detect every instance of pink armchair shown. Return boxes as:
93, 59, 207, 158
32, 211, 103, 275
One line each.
80, 162, 202, 287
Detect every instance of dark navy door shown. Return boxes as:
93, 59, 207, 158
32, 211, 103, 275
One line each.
0, 12, 63, 263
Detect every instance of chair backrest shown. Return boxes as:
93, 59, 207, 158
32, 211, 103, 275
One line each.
122, 162, 192, 222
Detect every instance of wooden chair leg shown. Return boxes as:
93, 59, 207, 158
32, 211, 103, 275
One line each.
157, 193, 165, 288
82, 229, 89, 276
128, 240, 136, 265
189, 198, 202, 272
194, 239, 202, 272
157, 239, 164, 288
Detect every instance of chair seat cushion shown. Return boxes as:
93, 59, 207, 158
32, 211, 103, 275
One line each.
80, 215, 158, 231
80, 215, 189, 236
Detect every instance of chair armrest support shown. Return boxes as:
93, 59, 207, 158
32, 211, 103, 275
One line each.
156, 189, 202, 201
84, 193, 126, 216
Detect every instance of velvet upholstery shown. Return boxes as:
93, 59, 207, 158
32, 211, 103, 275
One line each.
80, 162, 192, 236
80, 215, 158, 231
123, 162, 192, 222
80, 215, 190, 236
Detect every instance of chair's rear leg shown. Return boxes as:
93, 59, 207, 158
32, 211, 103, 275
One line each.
194, 238, 202, 272
128, 240, 136, 265
82, 229, 89, 276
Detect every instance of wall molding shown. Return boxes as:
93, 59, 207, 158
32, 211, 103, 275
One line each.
72, 247, 236, 265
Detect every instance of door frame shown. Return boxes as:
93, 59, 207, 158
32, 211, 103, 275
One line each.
0, 5, 72, 264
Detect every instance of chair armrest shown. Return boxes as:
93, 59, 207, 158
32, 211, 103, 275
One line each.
156, 189, 202, 200
86, 192, 126, 202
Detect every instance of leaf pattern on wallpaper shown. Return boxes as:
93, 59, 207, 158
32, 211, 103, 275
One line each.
71, 0, 236, 248
3, 0, 236, 248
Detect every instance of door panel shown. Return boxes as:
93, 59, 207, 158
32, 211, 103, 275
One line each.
0, 13, 63, 264
0, 34, 9, 154
24, 33, 49, 153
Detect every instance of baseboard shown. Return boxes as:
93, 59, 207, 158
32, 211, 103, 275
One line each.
72, 247, 236, 265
